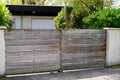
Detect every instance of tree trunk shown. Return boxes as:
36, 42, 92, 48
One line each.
22, 0, 25, 4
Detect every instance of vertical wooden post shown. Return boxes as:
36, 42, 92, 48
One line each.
59, 29, 63, 72
0, 27, 6, 76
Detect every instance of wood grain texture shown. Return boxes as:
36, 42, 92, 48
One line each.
5, 39, 60, 46
62, 61, 105, 70
5, 29, 61, 74
5, 29, 106, 74
6, 44, 60, 52
62, 30, 106, 70
6, 66, 34, 74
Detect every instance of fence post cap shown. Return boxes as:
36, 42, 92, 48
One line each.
0, 26, 6, 30
104, 27, 120, 30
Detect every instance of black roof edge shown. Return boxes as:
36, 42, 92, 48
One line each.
6, 5, 63, 16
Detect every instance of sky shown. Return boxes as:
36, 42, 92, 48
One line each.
113, 0, 120, 7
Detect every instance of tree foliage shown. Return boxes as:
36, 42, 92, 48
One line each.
54, 0, 113, 29
5, 0, 22, 4
5, 0, 46, 5
5, 0, 63, 5
54, 6, 73, 29
83, 8, 120, 29
0, 2, 13, 29
54, 8, 66, 29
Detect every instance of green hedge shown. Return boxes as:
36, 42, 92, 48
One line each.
83, 8, 120, 29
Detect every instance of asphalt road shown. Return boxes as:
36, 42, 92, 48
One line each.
7, 68, 120, 80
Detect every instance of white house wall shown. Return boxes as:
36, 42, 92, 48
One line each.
13, 16, 22, 29
22, 16, 32, 29
32, 18, 55, 29
13, 16, 55, 29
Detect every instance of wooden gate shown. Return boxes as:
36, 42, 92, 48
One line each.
61, 30, 106, 70
5, 29, 106, 74
5, 30, 61, 74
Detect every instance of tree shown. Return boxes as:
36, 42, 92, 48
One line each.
5, 0, 46, 5
5, 0, 22, 4
45, 0, 64, 6
54, 0, 113, 29
54, 8, 66, 29
4, 0, 63, 5
26, 0, 47, 5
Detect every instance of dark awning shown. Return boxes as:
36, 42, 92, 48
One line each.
6, 5, 63, 16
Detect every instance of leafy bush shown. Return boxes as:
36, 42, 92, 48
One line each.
54, 8, 66, 29
0, 2, 13, 29
83, 8, 120, 29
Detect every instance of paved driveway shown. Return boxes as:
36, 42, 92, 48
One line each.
7, 68, 120, 80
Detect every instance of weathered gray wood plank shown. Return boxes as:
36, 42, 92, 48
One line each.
6, 54, 60, 62
62, 47, 106, 53
62, 61, 105, 70
6, 65, 60, 74
5, 29, 60, 35
63, 34, 106, 39
6, 60, 60, 68
62, 30, 106, 34
5, 34, 60, 40
6, 50, 60, 56
6, 66, 34, 74
63, 38, 106, 44
6, 44, 60, 52
34, 65, 60, 72
63, 43, 105, 48
62, 52, 105, 59
5, 39, 60, 46
62, 57, 105, 63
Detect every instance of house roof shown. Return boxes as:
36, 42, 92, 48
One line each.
6, 5, 63, 16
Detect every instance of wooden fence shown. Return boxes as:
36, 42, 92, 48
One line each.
5, 29, 106, 74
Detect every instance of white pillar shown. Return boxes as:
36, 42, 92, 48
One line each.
0, 27, 6, 76
105, 28, 120, 66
